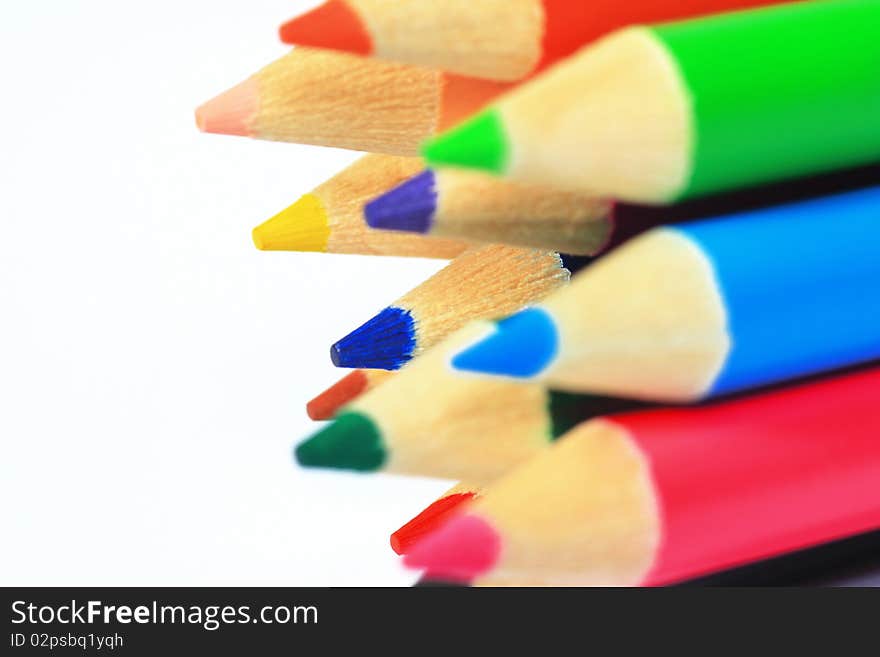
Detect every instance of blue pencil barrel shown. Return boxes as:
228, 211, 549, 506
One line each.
678, 186, 880, 396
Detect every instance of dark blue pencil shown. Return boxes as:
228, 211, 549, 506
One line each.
330, 246, 593, 370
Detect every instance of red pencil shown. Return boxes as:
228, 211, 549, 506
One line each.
390, 483, 483, 556
279, 0, 793, 81
405, 367, 880, 586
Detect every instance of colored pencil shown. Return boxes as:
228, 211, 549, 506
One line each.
453, 186, 880, 402
423, 0, 880, 203
393, 373, 876, 559
296, 324, 646, 482
416, 530, 880, 587
252, 154, 468, 257
365, 168, 613, 254
278, 0, 789, 82
416, 531, 880, 587
330, 246, 592, 370
306, 173, 821, 413
368, 163, 880, 259
306, 369, 394, 421
404, 367, 880, 586
689, 530, 880, 587
195, 47, 513, 156
390, 483, 484, 556
256, 155, 880, 258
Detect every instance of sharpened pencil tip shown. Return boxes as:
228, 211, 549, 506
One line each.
195, 77, 259, 137
306, 370, 370, 421
404, 514, 501, 582
278, 1, 373, 55
452, 308, 559, 378
422, 109, 509, 175
391, 492, 477, 555
252, 194, 331, 252
365, 170, 438, 234
329, 343, 344, 368
251, 225, 266, 251
294, 411, 387, 472
330, 307, 417, 370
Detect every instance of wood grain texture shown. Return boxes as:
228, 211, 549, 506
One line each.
433, 169, 614, 254
349, 0, 543, 80
401, 245, 569, 357
253, 48, 441, 155
318, 155, 469, 257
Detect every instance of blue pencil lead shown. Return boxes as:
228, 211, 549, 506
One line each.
330, 307, 417, 370
452, 307, 559, 378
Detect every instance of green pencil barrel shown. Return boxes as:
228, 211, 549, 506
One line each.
653, 0, 880, 199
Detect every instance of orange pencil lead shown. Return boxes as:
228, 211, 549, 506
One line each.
194, 78, 258, 137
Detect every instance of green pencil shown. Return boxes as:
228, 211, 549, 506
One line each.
423, 0, 880, 204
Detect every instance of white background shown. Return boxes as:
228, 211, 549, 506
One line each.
0, 0, 455, 585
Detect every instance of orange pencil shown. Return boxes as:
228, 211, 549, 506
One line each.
306, 369, 394, 421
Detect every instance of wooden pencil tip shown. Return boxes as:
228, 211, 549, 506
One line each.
195, 77, 259, 137
278, 0, 373, 55
252, 194, 331, 252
